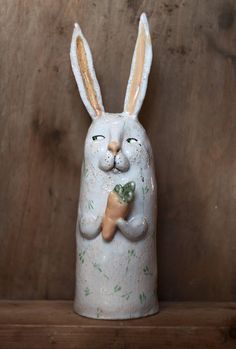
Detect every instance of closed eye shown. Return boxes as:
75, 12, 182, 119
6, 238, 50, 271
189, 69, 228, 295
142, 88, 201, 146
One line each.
92, 135, 105, 141
127, 137, 138, 144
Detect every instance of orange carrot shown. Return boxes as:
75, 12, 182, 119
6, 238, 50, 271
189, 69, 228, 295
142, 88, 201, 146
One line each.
102, 182, 135, 242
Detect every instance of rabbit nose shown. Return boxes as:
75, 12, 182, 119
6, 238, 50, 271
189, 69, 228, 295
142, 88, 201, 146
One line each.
108, 141, 121, 155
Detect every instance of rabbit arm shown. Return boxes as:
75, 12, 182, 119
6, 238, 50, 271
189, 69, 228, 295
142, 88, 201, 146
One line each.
116, 216, 148, 241
78, 214, 102, 239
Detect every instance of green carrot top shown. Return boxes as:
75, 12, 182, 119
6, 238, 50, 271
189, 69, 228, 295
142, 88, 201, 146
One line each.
113, 181, 136, 203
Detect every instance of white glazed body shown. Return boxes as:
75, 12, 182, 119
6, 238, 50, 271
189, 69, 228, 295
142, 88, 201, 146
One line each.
74, 115, 158, 319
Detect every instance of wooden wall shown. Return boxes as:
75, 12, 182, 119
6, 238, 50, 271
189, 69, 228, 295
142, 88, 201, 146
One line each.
0, 0, 235, 301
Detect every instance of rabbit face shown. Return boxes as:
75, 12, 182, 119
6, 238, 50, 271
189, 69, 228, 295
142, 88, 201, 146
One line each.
85, 113, 150, 174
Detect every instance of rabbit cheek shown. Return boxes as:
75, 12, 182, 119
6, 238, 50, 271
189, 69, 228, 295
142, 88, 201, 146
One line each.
90, 142, 101, 155
124, 145, 142, 164
140, 146, 151, 168
115, 153, 130, 172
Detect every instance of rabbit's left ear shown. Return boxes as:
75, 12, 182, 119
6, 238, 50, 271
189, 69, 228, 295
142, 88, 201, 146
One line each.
70, 23, 104, 119
123, 13, 152, 118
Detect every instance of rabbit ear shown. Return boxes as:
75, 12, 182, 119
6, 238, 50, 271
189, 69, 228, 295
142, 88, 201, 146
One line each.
123, 13, 152, 118
70, 23, 105, 119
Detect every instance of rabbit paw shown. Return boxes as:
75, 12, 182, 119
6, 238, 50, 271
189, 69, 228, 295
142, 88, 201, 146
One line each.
116, 216, 148, 241
78, 215, 102, 240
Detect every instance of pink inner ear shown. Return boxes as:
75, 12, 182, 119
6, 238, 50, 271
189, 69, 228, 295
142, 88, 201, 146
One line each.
126, 24, 146, 115
76, 36, 102, 117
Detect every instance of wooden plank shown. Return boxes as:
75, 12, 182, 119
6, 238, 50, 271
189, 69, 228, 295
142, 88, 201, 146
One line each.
0, 0, 236, 301
0, 301, 235, 349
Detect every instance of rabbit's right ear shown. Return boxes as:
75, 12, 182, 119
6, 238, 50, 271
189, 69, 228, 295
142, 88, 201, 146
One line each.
70, 23, 104, 119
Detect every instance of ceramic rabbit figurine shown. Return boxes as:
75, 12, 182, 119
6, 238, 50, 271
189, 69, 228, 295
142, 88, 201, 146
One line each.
70, 13, 158, 319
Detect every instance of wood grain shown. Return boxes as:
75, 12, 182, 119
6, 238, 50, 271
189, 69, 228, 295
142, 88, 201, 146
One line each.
0, 0, 236, 300
0, 301, 235, 349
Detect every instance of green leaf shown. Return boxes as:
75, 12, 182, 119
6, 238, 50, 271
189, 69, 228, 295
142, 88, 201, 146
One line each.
83, 167, 89, 178
93, 262, 102, 273
139, 292, 146, 304
88, 200, 94, 210
84, 287, 92, 296
114, 284, 122, 293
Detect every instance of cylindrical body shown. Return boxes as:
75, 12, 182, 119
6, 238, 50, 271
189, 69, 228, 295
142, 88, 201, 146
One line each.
74, 158, 158, 319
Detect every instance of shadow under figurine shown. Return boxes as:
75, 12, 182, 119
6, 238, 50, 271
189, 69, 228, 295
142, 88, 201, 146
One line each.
70, 12, 158, 319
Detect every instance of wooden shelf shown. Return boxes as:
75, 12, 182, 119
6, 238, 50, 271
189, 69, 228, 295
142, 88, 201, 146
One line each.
0, 301, 235, 348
